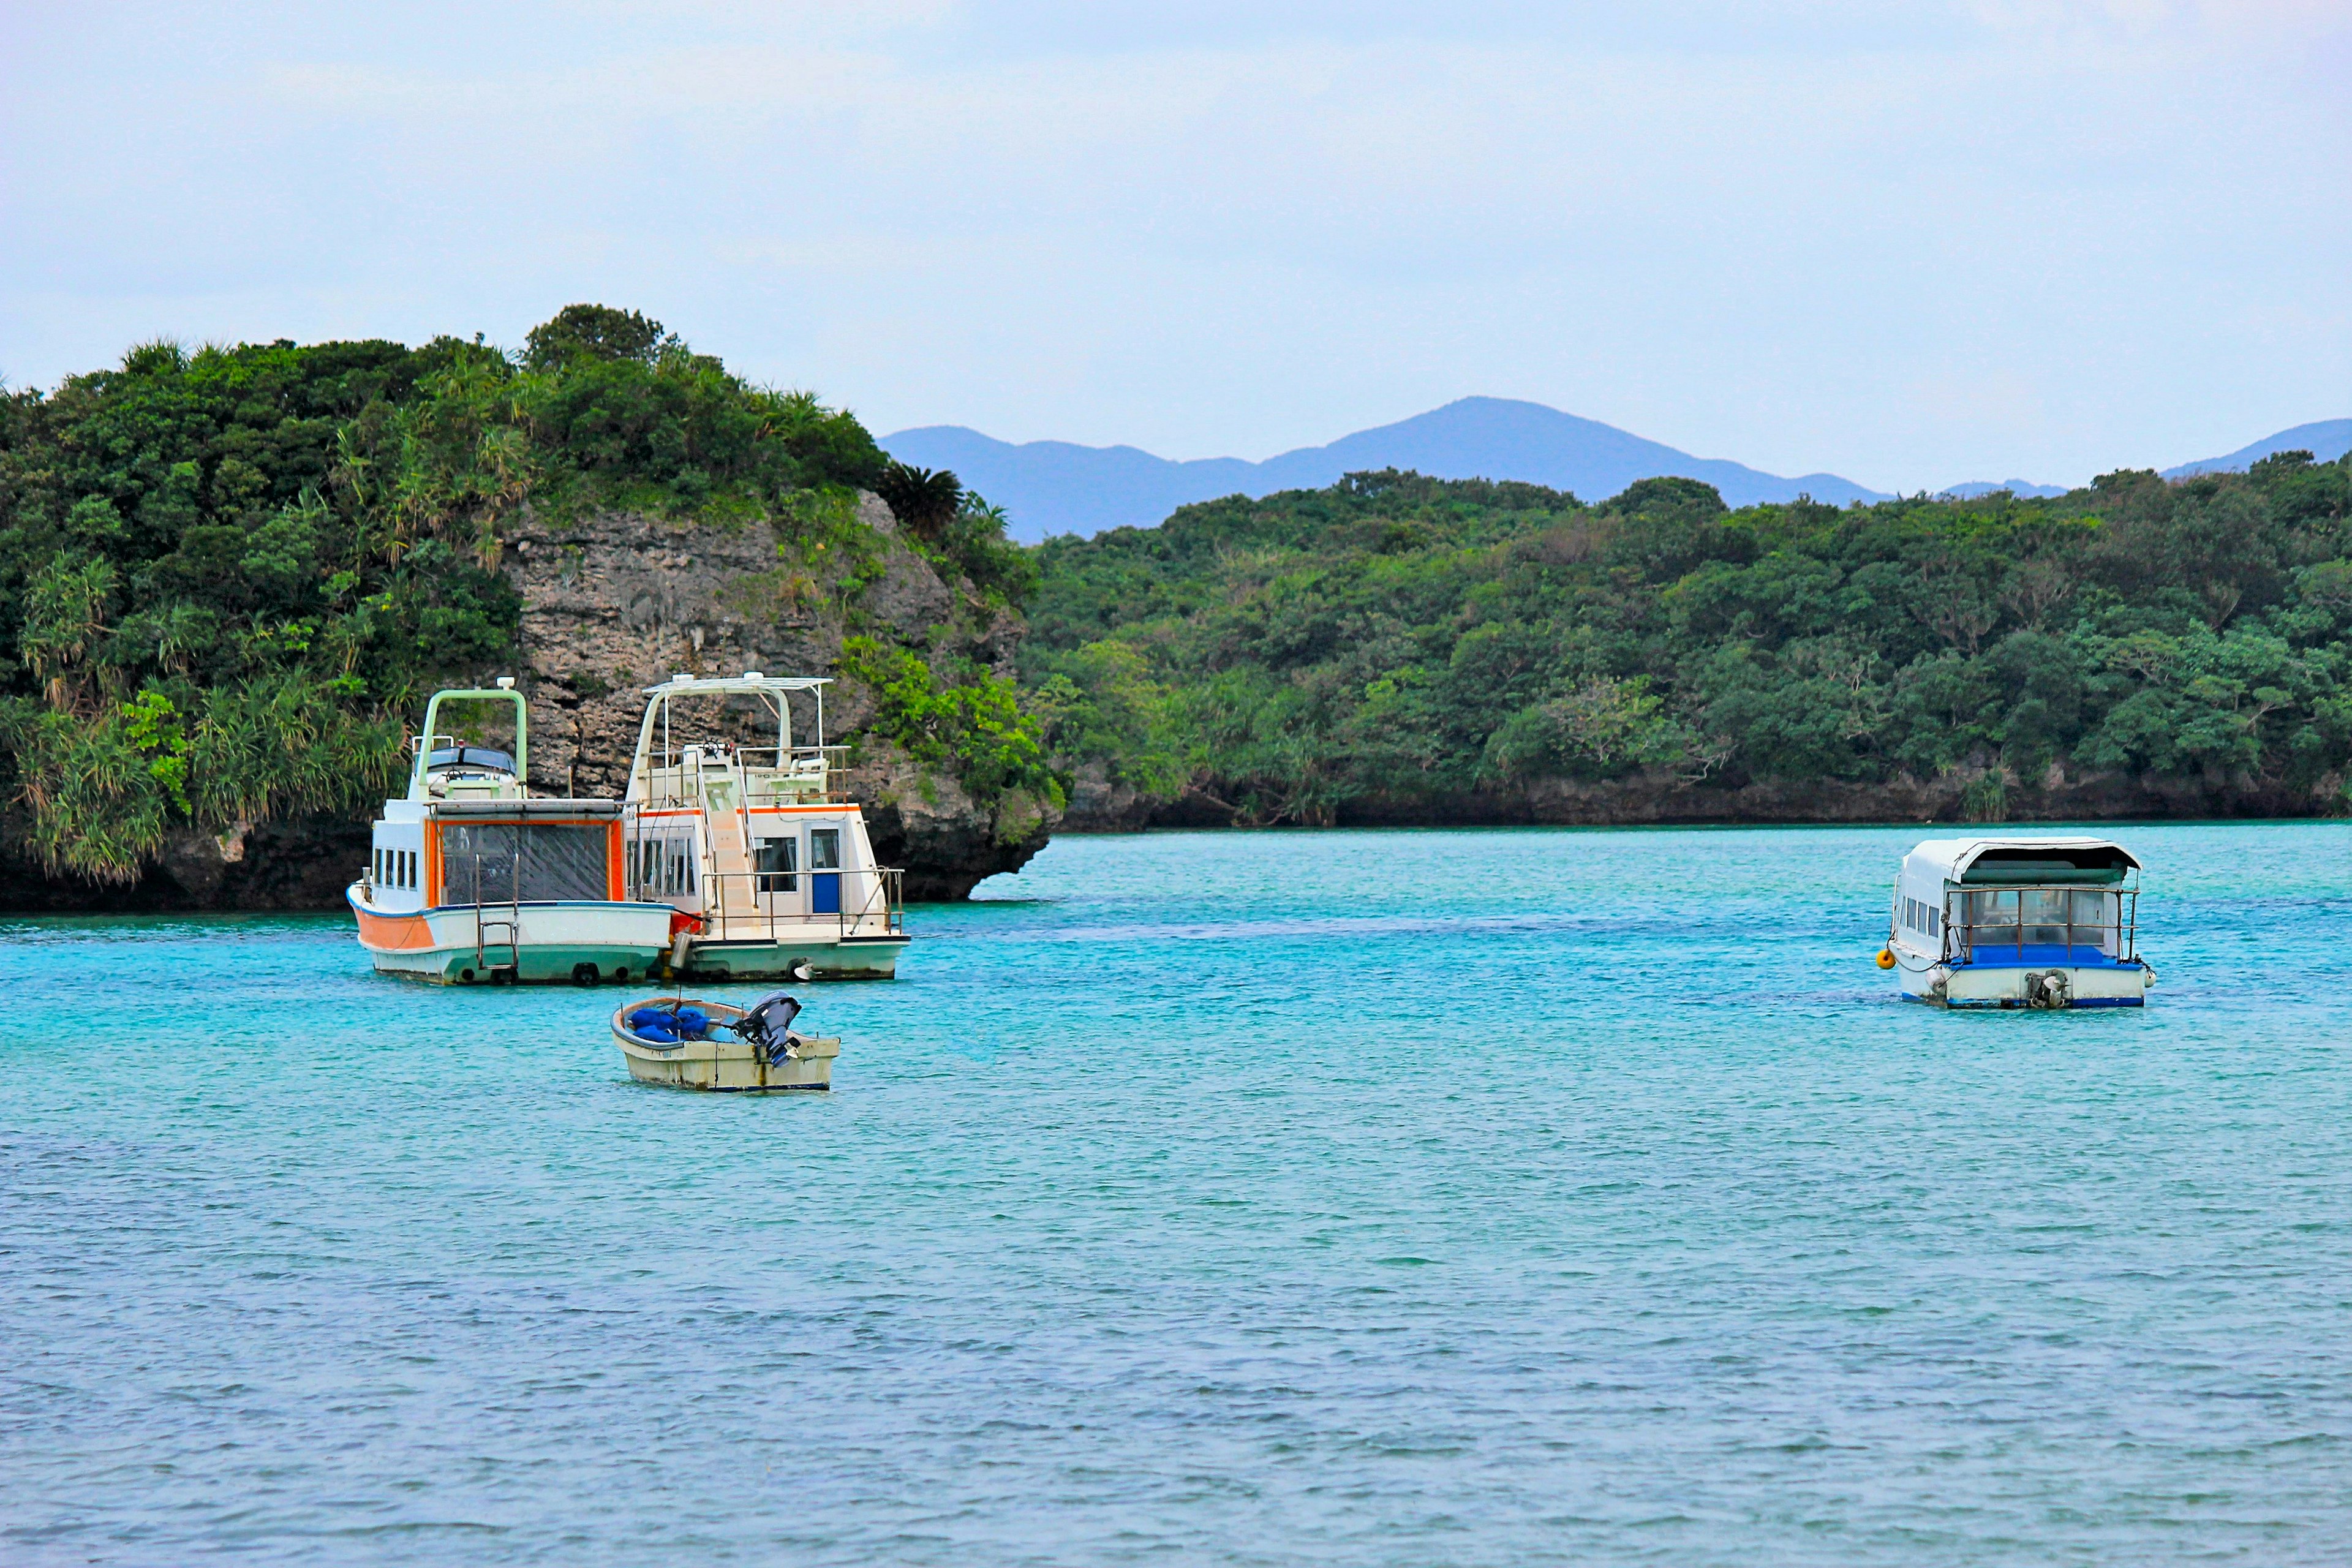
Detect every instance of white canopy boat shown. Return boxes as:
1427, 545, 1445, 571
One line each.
348, 680, 677, 985
1880, 835, 2155, 1009
622, 672, 910, 981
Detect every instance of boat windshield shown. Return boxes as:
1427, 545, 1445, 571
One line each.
1955, 888, 2132, 958
428, 745, 516, 775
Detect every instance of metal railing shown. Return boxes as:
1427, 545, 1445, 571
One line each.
1944, 886, 2138, 964
850, 867, 905, 938
644, 864, 906, 944
635, 746, 847, 807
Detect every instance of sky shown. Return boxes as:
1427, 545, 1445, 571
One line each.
1, 1, 2346, 491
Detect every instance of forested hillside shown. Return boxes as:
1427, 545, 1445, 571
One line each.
13, 307, 2350, 907
0, 309, 1054, 901
1025, 457, 2352, 826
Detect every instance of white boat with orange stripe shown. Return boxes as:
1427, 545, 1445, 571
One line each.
348, 680, 677, 986
622, 672, 909, 982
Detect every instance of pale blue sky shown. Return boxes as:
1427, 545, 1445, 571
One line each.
2, 2, 2345, 490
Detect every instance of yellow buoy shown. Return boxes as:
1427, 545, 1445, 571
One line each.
1875, 948, 1896, 970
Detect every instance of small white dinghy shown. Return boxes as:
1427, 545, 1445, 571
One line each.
611, 991, 840, 1091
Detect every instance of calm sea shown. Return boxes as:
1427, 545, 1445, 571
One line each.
4, 824, 2351, 1565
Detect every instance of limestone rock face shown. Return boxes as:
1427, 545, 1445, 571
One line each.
0, 492, 1056, 912
503, 492, 1055, 899
842, 741, 1060, 900
0, 809, 369, 912
1055, 765, 2342, 832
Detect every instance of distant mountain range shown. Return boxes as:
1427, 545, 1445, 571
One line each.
1934, 479, 2072, 500
883, 398, 1885, 541
2161, 420, 2352, 480
880, 399, 2352, 542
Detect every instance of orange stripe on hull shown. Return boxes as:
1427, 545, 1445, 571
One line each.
353, 905, 439, 952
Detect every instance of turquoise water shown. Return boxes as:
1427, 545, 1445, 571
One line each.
5, 823, 2352, 1565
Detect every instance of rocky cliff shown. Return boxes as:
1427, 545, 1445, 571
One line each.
0, 492, 1057, 911
1061, 760, 2340, 832
502, 489, 1054, 900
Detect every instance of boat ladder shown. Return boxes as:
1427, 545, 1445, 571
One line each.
470, 856, 522, 976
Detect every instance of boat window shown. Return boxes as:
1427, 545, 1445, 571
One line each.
810, 827, 841, 871
427, 745, 516, 775
1926, 903, 1939, 938
1964, 889, 2018, 939
2021, 888, 2071, 944
2071, 889, 2119, 950
755, 835, 799, 893
405, 851, 415, 889
439, 823, 609, 903
633, 832, 701, 899
1962, 888, 2120, 951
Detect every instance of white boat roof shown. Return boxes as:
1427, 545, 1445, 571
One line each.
426, 798, 625, 818
1903, 835, 2141, 880
642, 672, 830, 696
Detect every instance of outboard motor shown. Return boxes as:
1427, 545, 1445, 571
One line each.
731, 990, 804, 1066
2023, 970, 2071, 1011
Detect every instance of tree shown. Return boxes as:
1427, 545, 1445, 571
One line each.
522, 305, 677, 371
875, 462, 963, 540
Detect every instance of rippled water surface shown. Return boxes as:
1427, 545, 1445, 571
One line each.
6, 823, 2352, 1565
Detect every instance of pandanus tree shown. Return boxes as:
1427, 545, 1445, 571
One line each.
876, 461, 963, 541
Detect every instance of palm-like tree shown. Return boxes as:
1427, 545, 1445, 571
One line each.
876, 462, 963, 540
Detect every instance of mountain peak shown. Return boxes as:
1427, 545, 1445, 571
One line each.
883, 400, 1887, 541
2163, 419, 2352, 480
880, 404, 2352, 542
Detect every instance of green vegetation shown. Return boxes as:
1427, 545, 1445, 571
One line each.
877, 460, 1040, 607
1, 306, 1042, 886
840, 635, 1060, 809
1026, 458, 2352, 823
15, 303, 2347, 892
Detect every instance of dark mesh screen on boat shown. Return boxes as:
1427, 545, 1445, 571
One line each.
439, 823, 609, 903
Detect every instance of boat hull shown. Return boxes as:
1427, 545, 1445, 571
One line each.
1894, 943, 2150, 1009
610, 997, 839, 1091
350, 886, 673, 984
678, 932, 909, 982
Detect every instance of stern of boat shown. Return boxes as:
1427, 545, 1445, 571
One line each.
350, 884, 674, 985
1932, 956, 2150, 1009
